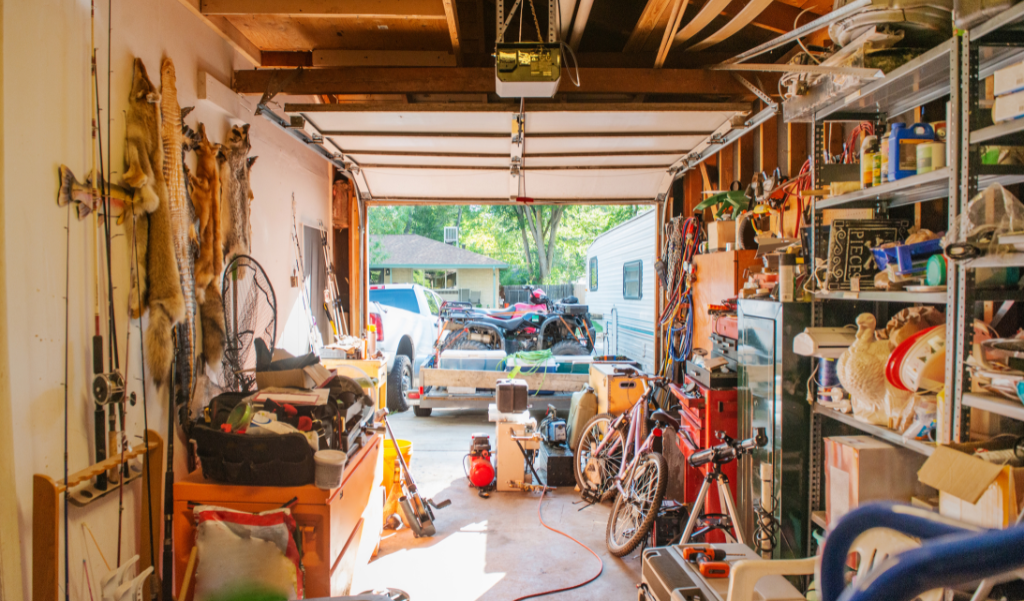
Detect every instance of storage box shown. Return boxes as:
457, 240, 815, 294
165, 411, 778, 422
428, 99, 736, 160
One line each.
707, 220, 736, 251
439, 349, 507, 371
506, 354, 557, 373
994, 61, 1024, 97
918, 438, 1024, 528
256, 362, 333, 390
824, 436, 930, 525
589, 363, 645, 414
495, 378, 528, 412
993, 89, 1024, 123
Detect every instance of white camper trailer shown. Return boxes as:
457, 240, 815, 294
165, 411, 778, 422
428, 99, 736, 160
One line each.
585, 209, 656, 372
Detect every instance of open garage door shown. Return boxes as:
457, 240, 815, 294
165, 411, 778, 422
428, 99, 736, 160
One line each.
283, 103, 749, 203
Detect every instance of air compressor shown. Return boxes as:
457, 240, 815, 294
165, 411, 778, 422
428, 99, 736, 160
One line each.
465, 433, 495, 496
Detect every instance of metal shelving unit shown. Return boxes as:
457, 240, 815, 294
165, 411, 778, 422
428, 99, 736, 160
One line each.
814, 405, 936, 456
813, 290, 948, 303
816, 167, 1024, 209
963, 393, 1024, 422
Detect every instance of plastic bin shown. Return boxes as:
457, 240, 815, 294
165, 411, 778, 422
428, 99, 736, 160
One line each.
871, 236, 944, 275
439, 349, 507, 371
382, 439, 412, 494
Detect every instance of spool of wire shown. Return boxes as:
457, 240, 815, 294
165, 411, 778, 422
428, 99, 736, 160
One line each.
817, 358, 841, 403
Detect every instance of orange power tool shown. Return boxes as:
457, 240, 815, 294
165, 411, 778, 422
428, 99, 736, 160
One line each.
682, 546, 734, 578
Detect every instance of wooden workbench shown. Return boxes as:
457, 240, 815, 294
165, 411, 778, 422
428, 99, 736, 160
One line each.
172, 433, 384, 599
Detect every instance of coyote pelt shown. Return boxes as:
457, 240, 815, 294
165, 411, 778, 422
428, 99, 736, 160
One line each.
220, 124, 255, 262
190, 123, 223, 300
144, 168, 185, 389
123, 58, 162, 318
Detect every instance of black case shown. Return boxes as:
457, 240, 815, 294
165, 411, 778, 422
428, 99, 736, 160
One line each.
192, 425, 315, 487
537, 442, 574, 486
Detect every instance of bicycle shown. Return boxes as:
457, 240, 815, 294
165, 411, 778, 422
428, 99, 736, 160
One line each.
573, 373, 676, 556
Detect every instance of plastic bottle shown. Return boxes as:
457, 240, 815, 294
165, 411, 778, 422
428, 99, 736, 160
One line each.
888, 122, 935, 181
779, 253, 796, 302
879, 130, 891, 184
367, 324, 377, 356
860, 134, 878, 189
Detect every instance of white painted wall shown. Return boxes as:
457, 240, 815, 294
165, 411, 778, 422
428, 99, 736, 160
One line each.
585, 210, 657, 372
2, 2, 330, 599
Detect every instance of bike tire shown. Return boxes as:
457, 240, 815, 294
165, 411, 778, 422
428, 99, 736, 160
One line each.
574, 412, 624, 503
606, 452, 668, 557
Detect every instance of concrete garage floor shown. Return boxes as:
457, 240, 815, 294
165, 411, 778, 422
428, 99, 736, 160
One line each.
352, 409, 643, 601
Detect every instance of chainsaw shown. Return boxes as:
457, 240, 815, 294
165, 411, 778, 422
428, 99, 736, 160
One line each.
382, 413, 451, 537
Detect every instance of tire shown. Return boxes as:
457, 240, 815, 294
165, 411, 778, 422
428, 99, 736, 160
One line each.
413, 407, 432, 417
450, 339, 493, 351
548, 340, 589, 356
387, 355, 413, 413
574, 412, 624, 503
606, 452, 668, 557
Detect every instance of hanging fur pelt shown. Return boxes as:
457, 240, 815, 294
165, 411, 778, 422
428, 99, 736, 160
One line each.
220, 124, 255, 262
190, 123, 226, 367
155, 57, 194, 390
123, 58, 163, 319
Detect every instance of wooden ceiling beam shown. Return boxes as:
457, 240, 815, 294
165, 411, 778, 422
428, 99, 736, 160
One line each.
178, 0, 262, 66
200, 0, 448, 18
441, 0, 463, 66
730, 1, 821, 35
234, 67, 777, 98
624, 0, 674, 53
285, 101, 752, 112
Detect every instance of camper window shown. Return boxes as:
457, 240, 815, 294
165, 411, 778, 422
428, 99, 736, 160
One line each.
623, 260, 642, 300
589, 257, 598, 291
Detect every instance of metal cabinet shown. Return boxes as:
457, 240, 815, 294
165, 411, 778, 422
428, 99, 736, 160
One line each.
737, 299, 812, 559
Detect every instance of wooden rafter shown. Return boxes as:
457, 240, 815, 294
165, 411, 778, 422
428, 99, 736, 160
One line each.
624, 0, 673, 53
200, 0, 447, 18
234, 67, 776, 98
441, 0, 463, 66
178, 0, 261, 66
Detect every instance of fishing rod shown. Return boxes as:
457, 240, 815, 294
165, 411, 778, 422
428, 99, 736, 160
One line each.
318, 219, 347, 339
292, 197, 323, 352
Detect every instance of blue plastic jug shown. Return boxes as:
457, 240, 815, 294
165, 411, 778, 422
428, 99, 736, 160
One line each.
888, 122, 935, 181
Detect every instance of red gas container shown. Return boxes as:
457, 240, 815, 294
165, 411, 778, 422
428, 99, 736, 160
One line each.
671, 377, 738, 543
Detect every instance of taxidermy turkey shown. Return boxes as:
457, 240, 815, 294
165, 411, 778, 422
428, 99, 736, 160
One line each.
836, 313, 911, 426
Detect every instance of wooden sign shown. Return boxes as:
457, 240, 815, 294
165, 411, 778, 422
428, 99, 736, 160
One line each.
827, 219, 910, 289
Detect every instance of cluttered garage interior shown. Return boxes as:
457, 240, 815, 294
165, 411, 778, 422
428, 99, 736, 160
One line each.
7, 0, 1024, 600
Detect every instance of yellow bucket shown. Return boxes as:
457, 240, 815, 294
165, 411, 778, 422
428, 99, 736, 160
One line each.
382, 439, 413, 493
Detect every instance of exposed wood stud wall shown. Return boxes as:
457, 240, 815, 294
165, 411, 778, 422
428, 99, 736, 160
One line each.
786, 122, 808, 177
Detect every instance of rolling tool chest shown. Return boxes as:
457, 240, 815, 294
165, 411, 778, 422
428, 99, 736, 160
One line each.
670, 378, 739, 542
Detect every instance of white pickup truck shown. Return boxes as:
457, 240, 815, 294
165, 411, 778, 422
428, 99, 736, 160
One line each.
368, 284, 443, 416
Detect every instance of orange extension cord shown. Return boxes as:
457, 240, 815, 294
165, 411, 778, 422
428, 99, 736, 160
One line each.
512, 487, 605, 601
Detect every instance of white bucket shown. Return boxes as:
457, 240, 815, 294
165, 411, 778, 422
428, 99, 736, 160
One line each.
314, 450, 348, 490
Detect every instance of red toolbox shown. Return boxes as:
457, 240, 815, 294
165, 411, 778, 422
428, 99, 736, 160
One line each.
671, 378, 738, 542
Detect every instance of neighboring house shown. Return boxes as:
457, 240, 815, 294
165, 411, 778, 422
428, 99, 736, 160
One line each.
585, 210, 656, 372
370, 234, 508, 307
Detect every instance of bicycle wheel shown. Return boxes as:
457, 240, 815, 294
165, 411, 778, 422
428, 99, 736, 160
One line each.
574, 412, 624, 502
606, 452, 668, 557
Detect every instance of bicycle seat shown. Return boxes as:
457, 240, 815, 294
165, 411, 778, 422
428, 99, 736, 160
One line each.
650, 409, 681, 431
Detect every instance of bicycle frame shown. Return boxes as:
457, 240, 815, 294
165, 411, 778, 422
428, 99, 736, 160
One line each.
586, 380, 665, 498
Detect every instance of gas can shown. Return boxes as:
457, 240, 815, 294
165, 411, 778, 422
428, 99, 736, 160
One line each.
888, 122, 935, 181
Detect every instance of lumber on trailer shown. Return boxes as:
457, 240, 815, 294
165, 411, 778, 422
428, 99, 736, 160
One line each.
233, 67, 776, 98
420, 368, 590, 392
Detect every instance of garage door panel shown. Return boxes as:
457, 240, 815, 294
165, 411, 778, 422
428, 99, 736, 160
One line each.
524, 111, 734, 134
362, 168, 508, 199
327, 135, 508, 154
348, 154, 508, 167
524, 154, 682, 167
301, 111, 510, 134
523, 170, 666, 199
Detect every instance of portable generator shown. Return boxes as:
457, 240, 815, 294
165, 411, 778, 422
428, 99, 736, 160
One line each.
539, 405, 567, 445
466, 434, 495, 496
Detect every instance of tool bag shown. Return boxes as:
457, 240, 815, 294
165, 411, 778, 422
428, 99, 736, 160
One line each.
567, 385, 598, 451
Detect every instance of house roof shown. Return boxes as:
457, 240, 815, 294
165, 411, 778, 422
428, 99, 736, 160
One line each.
370, 234, 508, 269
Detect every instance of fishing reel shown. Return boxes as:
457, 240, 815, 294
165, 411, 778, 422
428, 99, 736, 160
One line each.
92, 371, 125, 406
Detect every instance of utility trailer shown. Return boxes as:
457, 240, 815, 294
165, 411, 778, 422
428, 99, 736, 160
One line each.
416, 368, 590, 414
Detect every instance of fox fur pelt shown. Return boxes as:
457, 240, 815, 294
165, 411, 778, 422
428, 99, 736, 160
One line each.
191, 123, 222, 299
123, 58, 163, 319
190, 123, 226, 367
220, 124, 255, 262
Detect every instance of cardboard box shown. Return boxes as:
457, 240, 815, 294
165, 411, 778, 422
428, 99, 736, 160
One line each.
918, 438, 1024, 528
825, 436, 931, 525
993, 89, 1024, 123
707, 220, 736, 251
994, 60, 1024, 97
